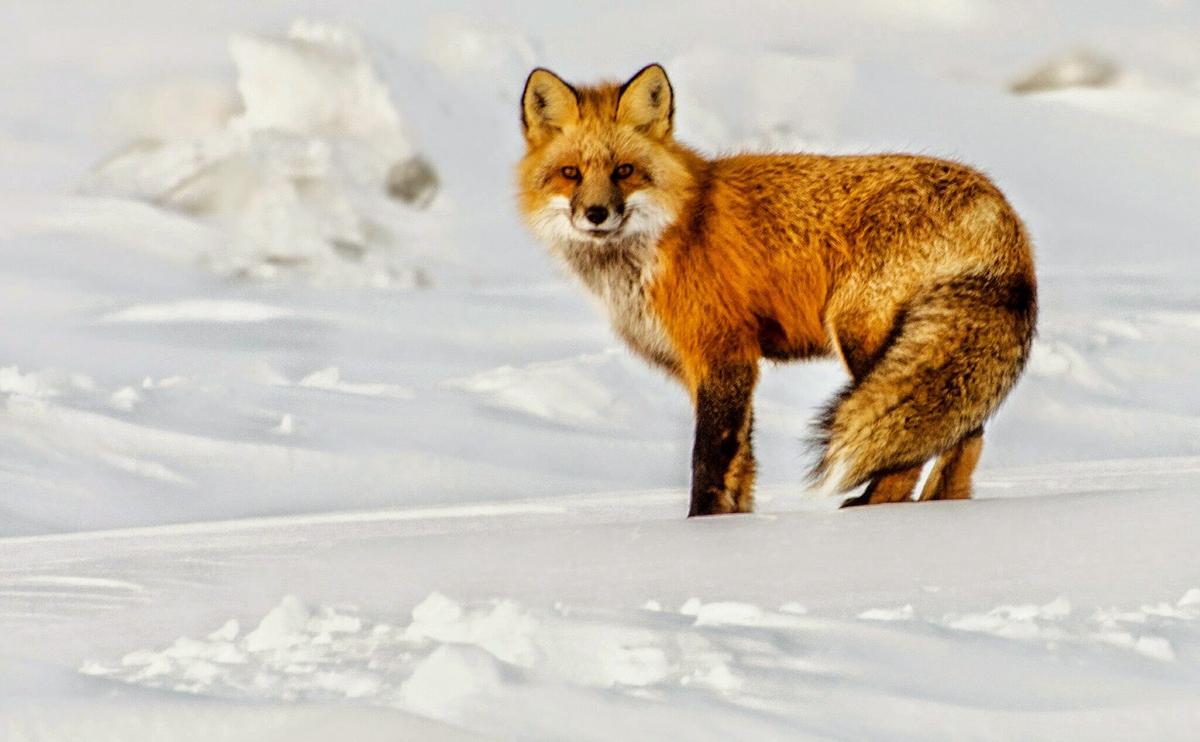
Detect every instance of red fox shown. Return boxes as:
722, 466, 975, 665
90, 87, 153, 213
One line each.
517, 64, 1036, 516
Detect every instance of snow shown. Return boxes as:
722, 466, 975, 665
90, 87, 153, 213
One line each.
3, 0, 1200, 739
295, 366, 414, 399
6, 488, 1200, 738
101, 300, 296, 324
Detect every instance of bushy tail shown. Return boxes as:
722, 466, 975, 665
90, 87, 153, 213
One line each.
811, 273, 1036, 494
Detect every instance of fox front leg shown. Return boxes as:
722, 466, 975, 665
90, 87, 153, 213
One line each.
689, 363, 758, 516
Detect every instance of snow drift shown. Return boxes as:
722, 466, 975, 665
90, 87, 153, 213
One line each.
81, 20, 439, 288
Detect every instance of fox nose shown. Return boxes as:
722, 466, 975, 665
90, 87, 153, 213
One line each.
584, 206, 609, 225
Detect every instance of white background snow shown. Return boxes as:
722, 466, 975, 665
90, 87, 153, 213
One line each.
2, 1, 1200, 739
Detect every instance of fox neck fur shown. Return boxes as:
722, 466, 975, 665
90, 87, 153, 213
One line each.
547, 212, 681, 375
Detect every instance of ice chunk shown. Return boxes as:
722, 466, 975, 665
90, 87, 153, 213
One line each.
244, 595, 312, 652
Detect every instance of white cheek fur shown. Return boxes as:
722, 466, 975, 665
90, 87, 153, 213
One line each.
527, 195, 576, 245
622, 191, 674, 243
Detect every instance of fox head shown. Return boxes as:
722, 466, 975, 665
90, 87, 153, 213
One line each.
517, 64, 695, 249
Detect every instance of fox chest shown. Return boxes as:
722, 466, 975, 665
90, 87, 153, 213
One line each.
566, 248, 679, 374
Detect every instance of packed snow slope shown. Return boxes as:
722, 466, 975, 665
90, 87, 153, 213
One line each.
2, 0, 1200, 739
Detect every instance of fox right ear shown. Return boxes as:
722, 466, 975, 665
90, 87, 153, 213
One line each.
521, 68, 580, 145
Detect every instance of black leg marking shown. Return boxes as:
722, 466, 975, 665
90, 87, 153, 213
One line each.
689, 363, 757, 517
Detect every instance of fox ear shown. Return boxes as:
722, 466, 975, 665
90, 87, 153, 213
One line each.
617, 64, 673, 138
522, 68, 580, 145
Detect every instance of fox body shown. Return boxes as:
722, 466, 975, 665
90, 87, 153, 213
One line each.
517, 64, 1036, 516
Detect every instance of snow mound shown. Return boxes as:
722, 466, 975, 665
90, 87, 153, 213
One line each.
297, 366, 415, 400
80, 20, 439, 288
80, 588, 1200, 737
78, 593, 786, 732
940, 593, 1199, 662
0, 366, 95, 400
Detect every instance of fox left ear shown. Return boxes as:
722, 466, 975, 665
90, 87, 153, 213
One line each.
617, 64, 674, 139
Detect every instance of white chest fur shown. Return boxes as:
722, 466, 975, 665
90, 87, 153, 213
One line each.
557, 238, 679, 373
527, 193, 680, 372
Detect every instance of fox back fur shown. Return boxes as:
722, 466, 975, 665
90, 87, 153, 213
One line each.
517, 64, 1036, 516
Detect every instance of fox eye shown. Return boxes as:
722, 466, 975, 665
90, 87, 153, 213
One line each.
613, 163, 634, 180
560, 166, 580, 181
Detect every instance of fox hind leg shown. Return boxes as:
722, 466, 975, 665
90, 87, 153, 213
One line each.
919, 427, 983, 501
814, 274, 1035, 498
840, 464, 923, 508
839, 428, 983, 508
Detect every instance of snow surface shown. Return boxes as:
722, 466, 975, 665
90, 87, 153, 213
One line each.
2, 0, 1200, 739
